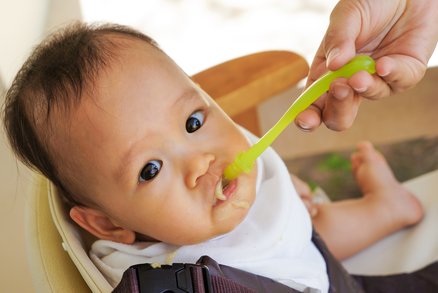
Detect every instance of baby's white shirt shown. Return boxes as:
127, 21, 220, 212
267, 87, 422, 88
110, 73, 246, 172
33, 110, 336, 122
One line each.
90, 130, 328, 292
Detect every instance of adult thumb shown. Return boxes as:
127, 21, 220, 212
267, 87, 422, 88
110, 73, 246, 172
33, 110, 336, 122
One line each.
324, 0, 361, 70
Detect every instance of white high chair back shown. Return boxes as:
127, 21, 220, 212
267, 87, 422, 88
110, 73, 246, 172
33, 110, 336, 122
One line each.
27, 174, 111, 292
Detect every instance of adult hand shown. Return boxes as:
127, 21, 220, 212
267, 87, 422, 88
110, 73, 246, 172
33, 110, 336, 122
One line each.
296, 0, 438, 131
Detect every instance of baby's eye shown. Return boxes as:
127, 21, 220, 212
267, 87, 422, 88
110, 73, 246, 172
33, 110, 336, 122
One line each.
186, 110, 205, 133
139, 160, 162, 182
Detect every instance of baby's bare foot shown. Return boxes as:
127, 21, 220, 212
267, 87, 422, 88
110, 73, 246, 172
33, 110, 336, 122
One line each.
351, 141, 423, 229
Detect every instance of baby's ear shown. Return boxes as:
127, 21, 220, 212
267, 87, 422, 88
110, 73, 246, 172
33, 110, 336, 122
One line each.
70, 206, 135, 244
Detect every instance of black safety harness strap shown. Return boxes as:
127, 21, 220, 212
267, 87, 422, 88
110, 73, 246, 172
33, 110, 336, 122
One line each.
113, 263, 256, 293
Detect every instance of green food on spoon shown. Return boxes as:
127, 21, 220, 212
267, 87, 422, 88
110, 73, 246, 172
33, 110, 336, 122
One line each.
223, 55, 376, 181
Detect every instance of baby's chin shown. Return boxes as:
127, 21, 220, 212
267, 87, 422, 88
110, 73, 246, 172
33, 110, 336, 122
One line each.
174, 203, 255, 245
132, 211, 252, 245
213, 195, 254, 229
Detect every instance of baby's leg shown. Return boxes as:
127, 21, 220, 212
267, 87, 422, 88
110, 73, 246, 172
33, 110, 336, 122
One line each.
312, 141, 424, 260
350, 141, 423, 229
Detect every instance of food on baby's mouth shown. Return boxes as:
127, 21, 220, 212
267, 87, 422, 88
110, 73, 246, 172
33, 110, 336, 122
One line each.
232, 200, 250, 209
215, 180, 227, 201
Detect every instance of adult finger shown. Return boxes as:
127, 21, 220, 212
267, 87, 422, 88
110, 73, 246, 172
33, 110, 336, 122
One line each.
295, 94, 326, 131
306, 0, 361, 87
323, 0, 361, 70
375, 55, 427, 93
348, 71, 391, 101
323, 80, 362, 131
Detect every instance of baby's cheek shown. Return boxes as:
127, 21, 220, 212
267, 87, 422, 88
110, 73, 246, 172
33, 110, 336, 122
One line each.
228, 182, 255, 216
214, 204, 250, 231
231, 190, 254, 215
231, 200, 251, 209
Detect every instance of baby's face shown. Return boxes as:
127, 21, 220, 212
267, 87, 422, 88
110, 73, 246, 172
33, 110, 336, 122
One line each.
59, 37, 257, 245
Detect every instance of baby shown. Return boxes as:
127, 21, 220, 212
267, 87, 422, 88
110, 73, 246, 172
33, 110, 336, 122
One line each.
2, 23, 427, 292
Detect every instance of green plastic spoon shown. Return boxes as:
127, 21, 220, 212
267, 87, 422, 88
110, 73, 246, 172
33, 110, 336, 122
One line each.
224, 55, 376, 181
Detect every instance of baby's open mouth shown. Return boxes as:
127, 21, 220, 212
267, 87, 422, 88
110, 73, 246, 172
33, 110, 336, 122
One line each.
214, 177, 235, 205
213, 177, 250, 210
215, 178, 228, 201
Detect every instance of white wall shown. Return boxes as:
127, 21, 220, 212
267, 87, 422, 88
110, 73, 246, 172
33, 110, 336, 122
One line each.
0, 1, 81, 292
0, 2, 48, 292
0, 0, 49, 84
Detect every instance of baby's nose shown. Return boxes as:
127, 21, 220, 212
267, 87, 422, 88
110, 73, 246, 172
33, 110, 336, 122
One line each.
184, 152, 215, 189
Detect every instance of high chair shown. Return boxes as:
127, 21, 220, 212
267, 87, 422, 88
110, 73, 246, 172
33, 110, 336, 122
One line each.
26, 51, 438, 292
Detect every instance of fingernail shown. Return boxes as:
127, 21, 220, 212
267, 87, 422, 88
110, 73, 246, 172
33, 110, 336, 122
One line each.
327, 48, 340, 66
353, 86, 366, 93
296, 120, 312, 131
379, 68, 390, 77
334, 85, 349, 99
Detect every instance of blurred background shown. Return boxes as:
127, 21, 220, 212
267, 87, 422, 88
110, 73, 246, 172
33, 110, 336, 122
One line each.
1, 0, 437, 291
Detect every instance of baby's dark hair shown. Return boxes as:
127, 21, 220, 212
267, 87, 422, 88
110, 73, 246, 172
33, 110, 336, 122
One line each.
2, 22, 159, 206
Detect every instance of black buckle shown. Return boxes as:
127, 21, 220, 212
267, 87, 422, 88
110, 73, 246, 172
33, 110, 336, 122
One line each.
134, 263, 212, 293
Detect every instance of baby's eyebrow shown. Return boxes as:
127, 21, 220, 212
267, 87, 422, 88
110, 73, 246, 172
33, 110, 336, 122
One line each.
171, 88, 201, 109
115, 144, 138, 186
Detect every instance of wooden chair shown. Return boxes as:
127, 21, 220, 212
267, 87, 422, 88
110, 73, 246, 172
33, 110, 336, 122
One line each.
191, 50, 309, 136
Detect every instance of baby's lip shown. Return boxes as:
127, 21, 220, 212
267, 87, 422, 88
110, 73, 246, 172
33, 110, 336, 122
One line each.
213, 176, 237, 206
223, 179, 237, 198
